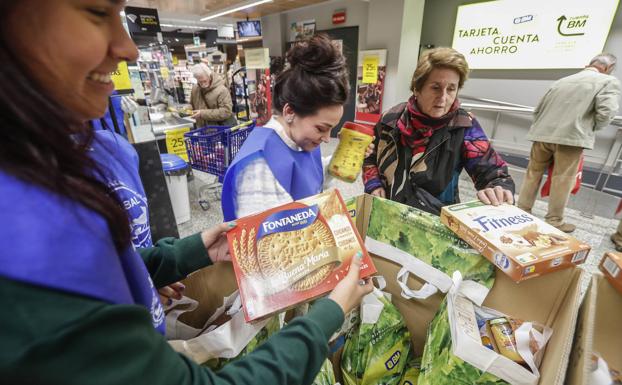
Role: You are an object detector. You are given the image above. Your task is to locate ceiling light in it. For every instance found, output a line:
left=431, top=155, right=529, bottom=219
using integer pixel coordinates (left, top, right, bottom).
left=200, top=0, right=273, bottom=21
left=160, top=23, right=215, bottom=30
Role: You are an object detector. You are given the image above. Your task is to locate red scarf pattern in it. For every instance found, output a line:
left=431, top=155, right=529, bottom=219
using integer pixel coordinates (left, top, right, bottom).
left=397, top=95, right=460, bottom=156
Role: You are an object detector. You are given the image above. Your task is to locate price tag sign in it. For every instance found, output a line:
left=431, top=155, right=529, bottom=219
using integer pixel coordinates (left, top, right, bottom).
left=165, top=127, right=190, bottom=161
left=111, top=61, right=133, bottom=91
left=161, top=67, right=170, bottom=79
left=362, top=55, right=378, bottom=84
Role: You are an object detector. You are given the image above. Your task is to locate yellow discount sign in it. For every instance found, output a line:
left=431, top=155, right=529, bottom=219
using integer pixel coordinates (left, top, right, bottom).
left=165, top=127, right=191, bottom=162
left=111, top=61, right=133, bottom=91
left=362, top=55, right=378, bottom=84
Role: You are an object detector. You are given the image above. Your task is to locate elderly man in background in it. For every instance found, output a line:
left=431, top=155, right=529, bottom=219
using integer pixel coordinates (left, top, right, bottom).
left=190, top=63, right=235, bottom=127
left=517, top=53, right=621, bottom=233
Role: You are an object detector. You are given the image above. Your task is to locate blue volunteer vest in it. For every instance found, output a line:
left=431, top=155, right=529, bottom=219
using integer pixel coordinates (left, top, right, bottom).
left=0, top=131, right=165, bottom=334
left=221, top=127, right=324, bottom=221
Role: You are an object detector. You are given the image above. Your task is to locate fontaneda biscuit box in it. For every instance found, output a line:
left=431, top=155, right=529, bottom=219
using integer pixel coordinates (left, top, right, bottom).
left=227, top=189, right=376, bottom=321
left=441, top=200, right=590, bottom=282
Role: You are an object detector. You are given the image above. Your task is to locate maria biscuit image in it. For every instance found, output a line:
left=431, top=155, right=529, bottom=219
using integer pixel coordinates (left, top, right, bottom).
left=231, top=228, right=260, bottom=276
left=318, top=189, right=342, bottom=220
left=257, top=220, right=337, bottom=291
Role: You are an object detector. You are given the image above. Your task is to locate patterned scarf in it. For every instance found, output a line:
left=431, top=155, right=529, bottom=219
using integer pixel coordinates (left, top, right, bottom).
left=397, top=95, right=460, bottom=156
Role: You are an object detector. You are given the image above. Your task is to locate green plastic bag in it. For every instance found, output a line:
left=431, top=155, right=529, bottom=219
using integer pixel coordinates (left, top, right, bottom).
left=341, top=291, right=412, bottom=385
left=203, top=315, right=282, bottom=370
left=399, top=350, right=421, bottom=385
left=313, top=359, right=337, bottom=385
left=366, top=197, right=495, bottom=288
left=418, top=299, right=509, bottom=385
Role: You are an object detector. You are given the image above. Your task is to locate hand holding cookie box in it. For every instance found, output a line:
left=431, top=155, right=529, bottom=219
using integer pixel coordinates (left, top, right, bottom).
left=441, top=201, right=590, bottom=282
left=227, top=189, right=376, bottom=321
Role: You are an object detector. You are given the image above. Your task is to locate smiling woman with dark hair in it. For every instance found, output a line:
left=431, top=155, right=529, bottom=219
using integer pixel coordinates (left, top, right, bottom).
left=0, top=2, right=372, bottom=384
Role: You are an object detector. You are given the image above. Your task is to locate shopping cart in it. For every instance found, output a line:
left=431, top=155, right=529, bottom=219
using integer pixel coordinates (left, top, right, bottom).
left=184, top=120, right=255, bottom=210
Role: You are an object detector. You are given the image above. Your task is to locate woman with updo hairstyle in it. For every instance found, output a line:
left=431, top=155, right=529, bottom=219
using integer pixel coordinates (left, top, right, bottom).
left=362, top=47, right=515, bottom=214
left=222, top=33, right=372, bottom=220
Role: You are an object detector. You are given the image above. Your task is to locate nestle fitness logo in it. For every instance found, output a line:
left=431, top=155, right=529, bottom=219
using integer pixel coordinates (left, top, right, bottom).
left=457, top=13, right=588, bottom=56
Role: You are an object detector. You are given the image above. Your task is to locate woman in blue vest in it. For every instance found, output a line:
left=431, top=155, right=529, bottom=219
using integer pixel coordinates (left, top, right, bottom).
left=0, top=1, right=372, bottom=384
left=222, top=34, right=368, bottom=220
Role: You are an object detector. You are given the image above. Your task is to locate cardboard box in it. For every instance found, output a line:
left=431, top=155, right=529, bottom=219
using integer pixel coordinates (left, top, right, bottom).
left=350, top=194, right=584, bottom=384
left=441, top=200, right=590, bottom=282
left=227, top=189, right=376, bottom=321
left=566, top=272, right=622, bottom=384
left=599, top=251, right=622, bottom=295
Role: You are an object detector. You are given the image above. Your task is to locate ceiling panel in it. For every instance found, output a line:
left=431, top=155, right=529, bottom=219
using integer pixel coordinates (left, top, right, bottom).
left=126, top=0, right=329, bottom=20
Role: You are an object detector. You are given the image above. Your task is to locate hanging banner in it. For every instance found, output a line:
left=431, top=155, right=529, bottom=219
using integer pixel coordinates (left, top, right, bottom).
left=248, top=69, right=272, bottom=126
left=165, top=127, right=191, bottom=162
left=111, top=61, right=133, bottom=92
left=362, top=55, right=379, bottom=84
left=355, top=50, right=387, bottom=126
left=452, top=0, right=619, bottom=69
left=244, top=48, right=270, bottom=69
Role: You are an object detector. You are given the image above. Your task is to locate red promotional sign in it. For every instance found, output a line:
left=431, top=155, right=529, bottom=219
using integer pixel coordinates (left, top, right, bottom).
left=332, top=10, right=346, bottom=24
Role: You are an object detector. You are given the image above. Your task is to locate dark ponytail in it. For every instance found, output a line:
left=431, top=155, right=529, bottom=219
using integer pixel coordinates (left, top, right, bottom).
left=273, top=33, right=350, bottom=117
left=0, top=4, right=131, bottom=252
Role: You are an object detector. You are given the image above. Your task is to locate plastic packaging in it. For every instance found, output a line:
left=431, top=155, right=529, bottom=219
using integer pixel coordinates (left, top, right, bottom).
left=328, top=122, right=374, bottom=183
left=489, top=317, right=525, bottom=363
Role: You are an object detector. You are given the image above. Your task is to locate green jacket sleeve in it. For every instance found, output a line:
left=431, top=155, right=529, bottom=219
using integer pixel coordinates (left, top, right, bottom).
left=138, top=233, right=211, bottom=288
left=0, top=277, right=344, bottom=385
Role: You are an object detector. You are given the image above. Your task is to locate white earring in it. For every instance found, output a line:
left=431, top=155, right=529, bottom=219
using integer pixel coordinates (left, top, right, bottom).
left=286, top=117, right=294, bottom=124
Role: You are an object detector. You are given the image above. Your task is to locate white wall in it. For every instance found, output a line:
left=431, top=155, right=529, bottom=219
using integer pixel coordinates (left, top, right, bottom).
left=261, top=12, right=286, bottom=56
left=420, top=0, right=622, bottom=167
left=366, top=0, right=405, bottom=110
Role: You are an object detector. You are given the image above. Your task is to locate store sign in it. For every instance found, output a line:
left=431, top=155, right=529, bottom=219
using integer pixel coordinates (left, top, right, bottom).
left=332, top=9, right=346, bottom=25
left=245, top=48, right=270, bottom=69
left=452, top=0, right=619, bottom=69
left=124, top=6, right=161, bottom=34
left=355, top=50, right=387, bottom=126
left=111, top=61, right=132, bottom=92
left=165, top=127, right=190, bottom=162
left=362, top=55, right=379, bottom=84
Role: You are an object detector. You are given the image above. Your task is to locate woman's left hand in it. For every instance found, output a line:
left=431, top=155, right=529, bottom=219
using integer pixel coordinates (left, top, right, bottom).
left=476, top=186, right=514, bottom=206
left=365, top=142, right=375, bottom=158
left=158, top=282, right=185, bottom=306
left=201, top=222, right=236, bottom=263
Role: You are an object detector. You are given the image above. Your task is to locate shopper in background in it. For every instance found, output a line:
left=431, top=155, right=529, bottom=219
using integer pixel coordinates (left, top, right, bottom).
left=517, top=53, right=621, bottom=233
left=221, top=34, right=373, bottom=220
left=362, top=47, right=514, bottom=215
left=0, top=1, right=372, bottom=384
left=190, top=62, right=236, bottom=127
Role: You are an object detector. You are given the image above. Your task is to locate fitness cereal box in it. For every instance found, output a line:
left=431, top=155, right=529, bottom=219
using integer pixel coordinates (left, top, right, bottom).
left=441, top=201, right=590, bottom=282
left=227, top=189, right=376, bottom=321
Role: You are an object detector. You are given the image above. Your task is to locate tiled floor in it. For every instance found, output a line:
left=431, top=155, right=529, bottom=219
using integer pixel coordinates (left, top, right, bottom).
left=178, top=138, right=621, bottom=292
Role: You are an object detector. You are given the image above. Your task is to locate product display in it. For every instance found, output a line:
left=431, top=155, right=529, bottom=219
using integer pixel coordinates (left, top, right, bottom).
left=227, top=189, right=376, bottom=321
left=441, top=200, right=590, bottom=282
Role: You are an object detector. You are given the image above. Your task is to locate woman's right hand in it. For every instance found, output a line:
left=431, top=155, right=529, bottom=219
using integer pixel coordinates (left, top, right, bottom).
left=328, top=251, right=374, bottom=315
left=370, top=187, right=385, bottom=198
